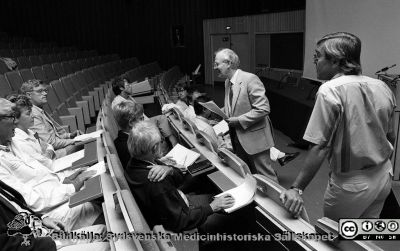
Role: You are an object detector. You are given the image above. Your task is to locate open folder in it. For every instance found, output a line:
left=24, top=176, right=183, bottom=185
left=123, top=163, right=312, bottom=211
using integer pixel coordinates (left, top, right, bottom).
left=214, top=174, right=257, bottom=213
left=213, top=120, right=229, bottom=136
left=73, top=129, right=103, bottom=142
left=199, top=101, right=227, bottom=119
left=52, top=150, right=85, bottom=172
left=164, top=144, right=200, bottom=168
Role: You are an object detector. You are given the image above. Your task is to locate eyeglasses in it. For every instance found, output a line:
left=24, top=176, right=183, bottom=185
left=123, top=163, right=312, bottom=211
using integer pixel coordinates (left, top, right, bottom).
left=0, top=114, right=16, bottom=123
left=32, top=88, right=49, bottom=94
left=213, top=60, right=230, bottom=68
left=313, top=52, right=323, bottom=64
left=176, top=88, right=186, bottom=93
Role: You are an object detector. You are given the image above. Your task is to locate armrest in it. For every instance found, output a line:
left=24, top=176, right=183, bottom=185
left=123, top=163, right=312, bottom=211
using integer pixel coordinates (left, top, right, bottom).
left=93, top=87, right=104, bottom=104
left=100, top=83, right=108, bottom=100
left=81, top=95, right=95, bottom=117
left=59, top=115, right=77, bottom=132
left=75, top=100, right=91, bottom=124
left=67, top=107, right=85, bottom=132
left=88, top=90, right=100, bottom=111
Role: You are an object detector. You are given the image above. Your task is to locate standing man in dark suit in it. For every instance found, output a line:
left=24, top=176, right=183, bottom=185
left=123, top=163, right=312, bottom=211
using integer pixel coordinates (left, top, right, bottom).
left=214, top=48, right=278, bottom=183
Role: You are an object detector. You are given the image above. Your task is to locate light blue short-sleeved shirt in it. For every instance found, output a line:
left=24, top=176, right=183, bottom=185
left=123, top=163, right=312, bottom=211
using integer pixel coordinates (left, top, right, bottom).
left=304, top=75, right=396, bottom=173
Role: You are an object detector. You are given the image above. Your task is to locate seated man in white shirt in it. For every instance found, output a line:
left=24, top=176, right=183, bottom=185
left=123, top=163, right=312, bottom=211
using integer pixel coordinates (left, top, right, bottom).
left=9, top=94, right=55, bottom=169
left=110, top=77, right=138, bottom=110
left=0, top=98, right=102, bottom=231
left=20, top=79, right=82, bottom=158
left=9, top=94, right=78, bottom=180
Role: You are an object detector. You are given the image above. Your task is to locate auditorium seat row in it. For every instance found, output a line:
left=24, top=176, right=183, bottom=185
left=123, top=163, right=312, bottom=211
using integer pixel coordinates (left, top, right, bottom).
left=94, top=64, right=200, bottom=250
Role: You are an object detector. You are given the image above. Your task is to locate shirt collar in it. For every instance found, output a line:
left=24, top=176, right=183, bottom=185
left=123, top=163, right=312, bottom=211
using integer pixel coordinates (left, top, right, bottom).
left=230, top=69, right=240, bottom=85
left=13, top=128, right=37, bottom=141
left=32, top=104, right=43, bottom=113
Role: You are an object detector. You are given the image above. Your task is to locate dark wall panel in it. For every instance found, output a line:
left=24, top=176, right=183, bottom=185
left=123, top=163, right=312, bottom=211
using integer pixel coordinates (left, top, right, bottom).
left=0, top=0, right=304, bottom=75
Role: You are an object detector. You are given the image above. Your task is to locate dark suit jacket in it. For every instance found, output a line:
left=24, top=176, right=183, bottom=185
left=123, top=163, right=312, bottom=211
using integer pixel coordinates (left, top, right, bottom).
left=124, top=158, right=213, bottom=232
left=0, top=180, right=56, bottom=251
left=114, top=130, right=130, bottom=169
left=223, top=69, right=275, bottom=154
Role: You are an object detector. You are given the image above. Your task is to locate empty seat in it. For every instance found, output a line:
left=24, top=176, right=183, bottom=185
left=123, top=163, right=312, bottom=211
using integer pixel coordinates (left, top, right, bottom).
left=52, top=63, right=66, bottom=78
left=31, top=66, right=47, bottom=82
left=22, top=48, right=34, bottom=56
left=18, top=68, right=35, bottom=82
left=51, top=79, right=91, bottom=124
left=0, top=74, right=13, bottom=97
left=39, top=54, right=51, bottom=64
left=11, top=49, right=23, bottom=58
left=0, top=49, right=13, bottom=57
left=29, top=55, right=42, bottom=67
left=47, top=84, right=84, bottom=132
left=61, top=75, right=95, bottom=116
left=42, top=64, right=58, bottom=82
left=61, top=61, right=74, bottom=75
left=68, top=60, right=80, bottom=72
left=16, top=56, right=32, bottom=69
left=5, top=71, right=24, bottom=92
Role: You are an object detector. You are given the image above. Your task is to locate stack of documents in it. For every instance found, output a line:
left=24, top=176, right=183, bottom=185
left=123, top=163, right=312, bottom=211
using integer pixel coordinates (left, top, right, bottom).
left=199, top=101, right=227, bottom=119
left=213, top=120, right=229, bottom=136
left=214, top=174, right=257, bottom=213
left=52, top=150, right=85, bottom=172
left=85, top=161, right=107, bottom=177
left=165, top=144, right=200, bottom=168
left=73, top=130, right=103, bottom=142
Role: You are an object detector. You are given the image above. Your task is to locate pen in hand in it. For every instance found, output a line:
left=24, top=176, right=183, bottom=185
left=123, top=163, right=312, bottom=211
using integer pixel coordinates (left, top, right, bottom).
left=182, top=155, right=188, bottom=167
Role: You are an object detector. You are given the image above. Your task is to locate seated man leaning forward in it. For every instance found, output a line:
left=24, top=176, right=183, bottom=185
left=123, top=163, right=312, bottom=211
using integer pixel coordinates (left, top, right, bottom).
left=124, top=121, right=255, bottom=235
left=20, top=79, right=82, bottom=157
left=113, top=100, right=177, bottom=168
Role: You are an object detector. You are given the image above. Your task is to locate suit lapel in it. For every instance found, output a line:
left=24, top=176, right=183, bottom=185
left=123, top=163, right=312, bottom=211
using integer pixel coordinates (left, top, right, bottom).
left=230, top=70, right=242, bottom=114
left=43, top=110, right=62, bottom=137
left=224, top=79, right=231, bottom=116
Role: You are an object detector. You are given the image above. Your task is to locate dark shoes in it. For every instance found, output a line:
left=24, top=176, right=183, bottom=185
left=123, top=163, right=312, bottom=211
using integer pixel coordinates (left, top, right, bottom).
left=278, top=152, right=300, bottom=166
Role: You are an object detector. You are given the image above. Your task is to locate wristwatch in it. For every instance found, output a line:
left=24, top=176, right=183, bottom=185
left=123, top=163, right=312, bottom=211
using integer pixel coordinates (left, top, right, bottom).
left=290, top=186, right=303, bottom=195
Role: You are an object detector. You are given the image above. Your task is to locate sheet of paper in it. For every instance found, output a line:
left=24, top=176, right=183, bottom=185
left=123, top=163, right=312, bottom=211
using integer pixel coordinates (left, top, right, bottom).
left=165, top=144, right=200, bottom=168
left=53, top=150, right=85, bottom=172
left=214, top=174, right=257, bottom=213
left=213, top=120, right=229, bottom=136
left=74, top=129, right=104, bottom=142
left=199, top=101, right=228, bottom=119
left=129, top=79, right=152, bottom=94
left=86, top=161, right=106, bottom=177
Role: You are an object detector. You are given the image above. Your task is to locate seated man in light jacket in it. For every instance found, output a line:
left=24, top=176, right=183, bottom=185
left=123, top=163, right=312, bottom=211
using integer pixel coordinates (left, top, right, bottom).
left=20, top=79, right=82, bottom=157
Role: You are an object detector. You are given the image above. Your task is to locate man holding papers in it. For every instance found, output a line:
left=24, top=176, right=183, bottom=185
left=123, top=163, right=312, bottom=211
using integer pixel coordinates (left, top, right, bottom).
left=125, top=121, right=253, bottom=240
left=214, top=48, right=278, bottom=182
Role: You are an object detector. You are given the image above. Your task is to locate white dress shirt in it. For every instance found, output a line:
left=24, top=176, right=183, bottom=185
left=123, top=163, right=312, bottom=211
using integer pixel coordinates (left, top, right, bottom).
left=0, top=145, right=75, bottom=213
left=11, top=128, right=55, bottom=169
